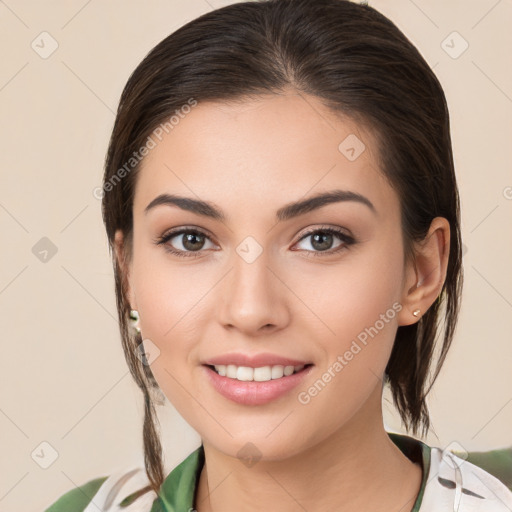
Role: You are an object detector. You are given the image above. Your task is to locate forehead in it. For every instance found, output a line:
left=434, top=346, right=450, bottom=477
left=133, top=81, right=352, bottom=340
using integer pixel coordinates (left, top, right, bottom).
left=133, top=92, right=397, bottom=222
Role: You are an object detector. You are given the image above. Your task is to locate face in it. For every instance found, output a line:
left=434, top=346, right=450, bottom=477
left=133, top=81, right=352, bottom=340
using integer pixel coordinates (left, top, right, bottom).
left=119, top=91, right=415, bottom=461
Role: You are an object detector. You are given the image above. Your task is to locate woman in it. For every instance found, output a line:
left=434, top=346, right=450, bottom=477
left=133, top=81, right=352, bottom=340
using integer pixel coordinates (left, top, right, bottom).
left=46, top=0, right=512, bottom=510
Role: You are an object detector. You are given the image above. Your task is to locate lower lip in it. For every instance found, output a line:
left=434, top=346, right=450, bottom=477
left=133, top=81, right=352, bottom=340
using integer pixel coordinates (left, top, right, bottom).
left=203, top=365, right=313, bottom=405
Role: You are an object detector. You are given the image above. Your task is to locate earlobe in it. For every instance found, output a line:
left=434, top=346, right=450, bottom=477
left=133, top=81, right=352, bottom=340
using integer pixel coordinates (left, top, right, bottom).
left=397, top=217, right=450, bottom=326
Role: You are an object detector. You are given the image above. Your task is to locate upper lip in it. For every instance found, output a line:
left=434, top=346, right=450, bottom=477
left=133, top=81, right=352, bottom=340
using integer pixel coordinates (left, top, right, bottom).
left=202, top=352, right=312, bottom=367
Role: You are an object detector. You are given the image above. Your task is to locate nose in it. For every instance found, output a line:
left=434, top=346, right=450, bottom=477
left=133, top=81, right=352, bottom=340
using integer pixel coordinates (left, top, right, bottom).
left=217, top=250, right=290, bottom=336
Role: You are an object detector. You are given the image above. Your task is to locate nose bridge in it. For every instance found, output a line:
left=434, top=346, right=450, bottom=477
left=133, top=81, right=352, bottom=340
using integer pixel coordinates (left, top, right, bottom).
left=218, top=242, right=288, bottom=333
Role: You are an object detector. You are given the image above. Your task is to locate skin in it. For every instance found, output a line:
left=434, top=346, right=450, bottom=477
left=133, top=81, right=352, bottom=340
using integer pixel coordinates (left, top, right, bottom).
left=115, top=90, right=450, bottom=512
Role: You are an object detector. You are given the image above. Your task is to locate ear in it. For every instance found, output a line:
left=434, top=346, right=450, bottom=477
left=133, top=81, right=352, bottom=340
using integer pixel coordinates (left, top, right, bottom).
left=114, top=229, right=137, bottom=310
left=397, top=217, right=450, bottom=326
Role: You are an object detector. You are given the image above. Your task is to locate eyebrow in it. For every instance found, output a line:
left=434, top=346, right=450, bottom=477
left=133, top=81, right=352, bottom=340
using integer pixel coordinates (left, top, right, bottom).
left=144, top=189, right=376, bottom=222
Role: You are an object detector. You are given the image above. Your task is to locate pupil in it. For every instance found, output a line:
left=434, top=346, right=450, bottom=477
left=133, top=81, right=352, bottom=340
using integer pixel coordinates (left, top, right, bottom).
left=183, top=233, right=204, bottom=251
left=312, top=232, right=332, bottom=251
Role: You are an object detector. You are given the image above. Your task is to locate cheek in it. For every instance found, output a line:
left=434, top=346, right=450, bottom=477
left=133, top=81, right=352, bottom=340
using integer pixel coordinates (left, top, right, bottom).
left=294, top=277, right=402, bottom=437
left=297, top=236, right=404, bottom=348
left=131, top=238, right=207, bottom=339
left=292, top=236, right=404, bottom=412
left=130, top=246, right=216, bottom=399
left=134, top=266, right=204, bottom=413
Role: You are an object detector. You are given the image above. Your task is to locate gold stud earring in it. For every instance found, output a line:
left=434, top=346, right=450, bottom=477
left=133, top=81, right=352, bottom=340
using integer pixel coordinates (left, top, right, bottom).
left=412, top=309, right=421, bottom=318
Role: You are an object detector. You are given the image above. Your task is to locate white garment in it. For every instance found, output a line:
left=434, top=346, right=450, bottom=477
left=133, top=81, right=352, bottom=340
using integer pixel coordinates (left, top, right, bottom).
left=83, top=466, right=156, bottom=512
left=420, top=447, right=512, bottom=511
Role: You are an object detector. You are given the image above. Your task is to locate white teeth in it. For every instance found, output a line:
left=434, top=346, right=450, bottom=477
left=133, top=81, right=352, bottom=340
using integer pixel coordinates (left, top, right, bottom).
left=226, top=364, right=237, bottom=378
left=284, top=365, right=294, bottom=376
left=253, top=366, right=272, bottom=381
left=212, top=364, right=305, bottom=381
left=236, top=366, right=253, bottom=381
left=271, top=365, right=284, bottom=379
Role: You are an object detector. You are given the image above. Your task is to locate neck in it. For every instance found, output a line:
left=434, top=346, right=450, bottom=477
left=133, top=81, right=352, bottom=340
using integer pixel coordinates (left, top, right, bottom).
left=194, top=386, right=422, bottom=512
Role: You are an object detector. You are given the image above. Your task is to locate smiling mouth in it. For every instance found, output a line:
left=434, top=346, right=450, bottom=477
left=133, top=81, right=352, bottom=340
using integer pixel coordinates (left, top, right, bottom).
left=206, top=363, right=313, bottom=382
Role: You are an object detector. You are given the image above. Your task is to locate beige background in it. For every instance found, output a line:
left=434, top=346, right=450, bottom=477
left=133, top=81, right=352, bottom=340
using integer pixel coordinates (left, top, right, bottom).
left=0, top=0, right=511, bottom=510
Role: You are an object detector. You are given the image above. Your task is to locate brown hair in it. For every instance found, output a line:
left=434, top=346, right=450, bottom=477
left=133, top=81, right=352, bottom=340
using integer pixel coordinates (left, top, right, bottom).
left=101, top=0, right=463, bottom=498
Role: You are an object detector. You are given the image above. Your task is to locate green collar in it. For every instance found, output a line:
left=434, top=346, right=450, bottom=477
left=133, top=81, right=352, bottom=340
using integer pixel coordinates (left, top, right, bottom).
left=389, top=432, right=431, bottom=512
left=152, top=432, right=431, bottom=512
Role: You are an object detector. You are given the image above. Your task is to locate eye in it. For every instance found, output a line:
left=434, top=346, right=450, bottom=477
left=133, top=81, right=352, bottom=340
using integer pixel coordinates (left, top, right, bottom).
left=293, top=226, right=355, bottom=258
left=154, top=225, right=355, bottom=259
left=154, top=227, right=217, bottom=258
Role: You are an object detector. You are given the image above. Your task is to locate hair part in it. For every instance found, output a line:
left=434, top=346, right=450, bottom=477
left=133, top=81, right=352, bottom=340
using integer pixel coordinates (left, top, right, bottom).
left=102, top=0, right=463, bottom=497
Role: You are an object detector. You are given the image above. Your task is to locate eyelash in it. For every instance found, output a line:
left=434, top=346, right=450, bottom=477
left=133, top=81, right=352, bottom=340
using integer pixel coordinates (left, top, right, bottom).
left=154, top=226, right=356, bottom=259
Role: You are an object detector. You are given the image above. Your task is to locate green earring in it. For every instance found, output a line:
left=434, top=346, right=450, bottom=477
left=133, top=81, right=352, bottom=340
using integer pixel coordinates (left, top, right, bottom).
left=129, top=309, right=141, bottom=333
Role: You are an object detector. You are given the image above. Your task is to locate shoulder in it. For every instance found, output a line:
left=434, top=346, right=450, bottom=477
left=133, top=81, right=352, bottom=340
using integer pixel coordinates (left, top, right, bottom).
left=44, top=476, right=108, bottom=512
left=45, top=466, right=158, bottom=512
left=466, top=447, right=512, bottom=492
left=421, top=446, right=512, bottom=511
